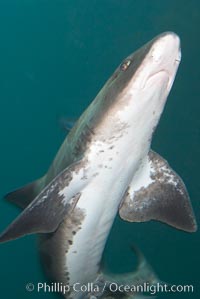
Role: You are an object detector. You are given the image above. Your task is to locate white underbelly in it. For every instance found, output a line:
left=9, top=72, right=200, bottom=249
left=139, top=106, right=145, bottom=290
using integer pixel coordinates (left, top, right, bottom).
left=66, top=176, right=123, bottom=286
left=64, top=134, right=149, bottom=289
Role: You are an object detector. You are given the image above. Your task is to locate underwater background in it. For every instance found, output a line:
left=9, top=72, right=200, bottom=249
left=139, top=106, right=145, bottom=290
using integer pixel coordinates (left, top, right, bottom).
left=0, top=0, right=199, bottom=298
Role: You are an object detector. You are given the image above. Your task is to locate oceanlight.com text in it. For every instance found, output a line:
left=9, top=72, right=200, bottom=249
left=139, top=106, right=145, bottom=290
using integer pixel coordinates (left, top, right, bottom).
left=26, top=282, right=194, bottom=295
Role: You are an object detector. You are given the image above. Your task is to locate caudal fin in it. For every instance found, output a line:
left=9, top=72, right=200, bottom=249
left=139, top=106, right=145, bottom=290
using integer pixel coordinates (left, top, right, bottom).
left=88, top=246, right=162, bottom=299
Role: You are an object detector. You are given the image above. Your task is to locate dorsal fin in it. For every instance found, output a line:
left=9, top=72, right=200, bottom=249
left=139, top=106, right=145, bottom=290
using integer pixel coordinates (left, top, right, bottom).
left=119, top=150, right=197, bottom=232
left=5, top=177, right=45, bottom=209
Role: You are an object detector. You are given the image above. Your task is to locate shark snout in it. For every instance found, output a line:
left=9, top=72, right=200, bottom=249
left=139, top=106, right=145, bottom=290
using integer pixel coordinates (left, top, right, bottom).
left=150, top=32, right=181, bottom=65
left=141, top=32, right=181, bottom=91
left=131, top=32, right=181, bottom=91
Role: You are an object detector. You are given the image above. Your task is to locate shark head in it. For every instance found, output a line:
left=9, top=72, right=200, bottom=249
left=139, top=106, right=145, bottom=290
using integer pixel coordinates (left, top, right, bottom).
left=122, top=31, right=181, bottom=93
left=89, top=32, right=181, bottom=152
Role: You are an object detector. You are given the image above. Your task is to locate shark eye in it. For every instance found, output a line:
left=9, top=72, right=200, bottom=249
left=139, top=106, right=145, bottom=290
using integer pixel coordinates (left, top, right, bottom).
left=120, top=59, right=131, bottom=71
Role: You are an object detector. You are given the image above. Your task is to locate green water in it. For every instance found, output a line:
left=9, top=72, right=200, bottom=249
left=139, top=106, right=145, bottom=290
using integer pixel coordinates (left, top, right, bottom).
left=0, top=1, right=199, bottom=298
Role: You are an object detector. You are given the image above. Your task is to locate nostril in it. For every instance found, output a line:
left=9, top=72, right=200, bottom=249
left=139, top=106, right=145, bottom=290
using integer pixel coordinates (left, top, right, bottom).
left=151, top=52, right=162, bottom=62
left=175, top=50, right=181, bottom=63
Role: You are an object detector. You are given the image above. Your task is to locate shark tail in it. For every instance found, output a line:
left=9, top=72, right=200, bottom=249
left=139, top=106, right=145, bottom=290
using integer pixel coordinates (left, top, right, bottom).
left=109, top=245, right=161, bottom=286
left=130, top=245, right=161, bottom=285
left=91, top=246, right=164, bottom=299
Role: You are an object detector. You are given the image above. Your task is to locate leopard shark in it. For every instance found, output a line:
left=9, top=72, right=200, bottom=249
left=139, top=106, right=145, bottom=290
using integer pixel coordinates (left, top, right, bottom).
left=0, top=32, right=197, bottom=299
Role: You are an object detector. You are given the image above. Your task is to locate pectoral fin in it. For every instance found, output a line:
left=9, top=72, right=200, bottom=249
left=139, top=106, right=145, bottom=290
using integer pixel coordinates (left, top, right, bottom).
left=0, top=160, right=84, bottom=243
left=119, top=151, right=197, bottom=232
